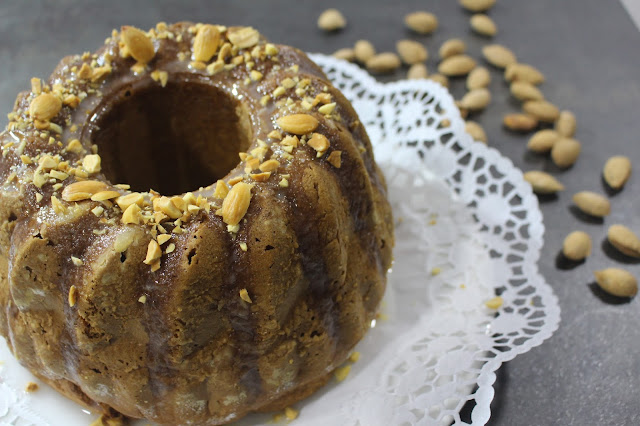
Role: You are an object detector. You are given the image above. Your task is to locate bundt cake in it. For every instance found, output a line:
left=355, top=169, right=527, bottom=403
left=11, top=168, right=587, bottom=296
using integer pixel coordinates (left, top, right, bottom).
left=0, top=22, right=393, bottom=424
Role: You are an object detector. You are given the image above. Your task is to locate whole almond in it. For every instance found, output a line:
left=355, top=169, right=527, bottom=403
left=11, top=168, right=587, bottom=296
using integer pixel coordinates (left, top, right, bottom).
left=555, top=110, right=577, bottom=137
left=354, top=40, right=376, bottom=64
left=527, top=129, right=560, bottom=153
left=603, top=155, right=632, bottom=190
left=333, top=48, right=355, bottom=62
left=594, top=268, right=638, bottom=298
left=439, top=39, right=466, bottom=59
left=482, top=44, right=517, bottom=69
left=407, top=63, right=428, bottom=79
left=465, top=121, right=487, bottom=143
left=460, top=0, right=496, bottom=12
left=405, top=11, right=439, bottom=34
left=396, top=40, right=428, bottom=65
left=467, top=66, right=491, bottom=90
left=438, top=54, right=476, bottom=76
left=317, top=8, right=347, bottom=31
left=121, top=26, right=155, bottom=64
left=220, top=182, right=252, bottom=226
left=460, top=88, right=491, bottom=111
left=503, top=114, right=538, bottom=132
left=608, top=224, right=640, bottom=258
left=510, top=81, right=544, bottom=102
left=366, top=52, right=401, bottom=73
left=523, top=171, right=564, bottom=194
left=562, top=231, right=592, bottom=261
left=62, top=180, right=109, bottom=202
left=192, top=24, right=220, bottom=62
left=29, top=93, right=62, bottom=121
left=470, top=14, right=497, bottom=37
left=277, top=114, right=319, bottom=135
left=551, top=137, right=581, bottom=168
left=572, top=191, right=611, bottom=217
left=523, top=100, right=560, bottom=123
left=505, top=63, right=545, bottom=85
left=428, top=74, right=449, bottom=88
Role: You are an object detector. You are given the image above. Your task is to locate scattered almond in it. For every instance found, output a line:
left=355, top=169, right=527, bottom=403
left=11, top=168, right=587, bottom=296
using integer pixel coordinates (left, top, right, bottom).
left=220, top=182, right=252, bottom=226
left=439, top=38, right=466, bottom=59
left=438, top=54, right=476, bottom=76
left=466, top=66, right=491, bottom=90
left=318, top=8, right=347, bottom=31
left=465, top=121, right=487, bottom=143
left=603, top=156, right=632, bottom=190
left=308, top=133, right=330, bottom=152
left=523, top=100, right=560, bottom=123
left=572, top=191, right=611, bottom=217
left=83, top=154, right=102, bottom=174
left=277, top=114, right=319, bottom=134
left=327, top=151, right=342, bottom=168
left=68, top=285, right=77, bottom=307
left=239, top=288, right=253, bottom=303
left=523, top=170, right=565, bottom=194
left=143, top=239, right=162, bottom=265
left=404, top=11, right=439, bottom=34
left=482, top=44, right=517, bottom=69
left=333, top=47, right=355, bottom=62
left=594, top=268, right=638, bottom=298
left=460, top=0, right=496, bottom=12
left=527, top=129, right=559, bottom=153
left=192, top=24, right=220, bottom=62
left=555, top=110, right=577, bottom=137
left=121, top=26, right=155, bottom=64
left=607, top=225, right=640, bottom=258
left=29, top=93, right=62, bottom=121
left=551, top=137, right=581, bottom=168
left=470, top=14, right=497, bottom=37
left=428, top=73, right=449, bottom=88
left=407, top=63, right=428, bottom=79
left=505, top=63, right=545, bottom=85
left=366, top=52, right=401, bottom=73
left=503, top=113, right=538, bottom=132
left=61, top=180, right=108, bottom=202
left=354, top=40, right=376, bottom=64
left=510, top=81, right=544, bottom=102
left=460, top=88, right=491, bottom=111
left=562, top=231, right=592, bottom=261
left=396, top=40, right=428, bottom=65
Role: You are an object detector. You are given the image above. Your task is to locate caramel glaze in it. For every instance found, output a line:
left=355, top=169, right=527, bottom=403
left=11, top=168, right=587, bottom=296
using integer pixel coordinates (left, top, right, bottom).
left=0, top=22, right=393, bottom=425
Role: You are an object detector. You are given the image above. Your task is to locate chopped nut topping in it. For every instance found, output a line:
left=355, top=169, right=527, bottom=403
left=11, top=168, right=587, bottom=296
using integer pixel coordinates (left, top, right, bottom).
left=193, top=24, right=221, bottom=62
left=68, top=285, right=78, bottom=307
left=214, top=179, right=230, bottom=199
left=277, top=114, right=319, bottom=135
left=267, top=130, right=282, bottom=140
left=318, top=102, right=336, bottom=115
left=239, top=242, right=248, bottom=251
left=157, top=234, right=171, bottom=245
left=122, top=203, right=142, bottom=224
left=259, top=159, right=280, bottom=172
left=166, top=243, right=176, bottom=253
left=284, top=407, right=299, bottom=421
left=250, top=171, right=271, bottom=181
left=327, top=151, right=342, bottom=168
left=279, top=177, right=289, bottom=187
left=307, top=133, right=330, bottom=153
left=143, top=239, right=162, bottom=265
left=91, top=65, right=112, bottom=82
left=77, top=63, right=93, bottom=79
left=66, top=139, right=85, bottom=154
left=29, top=93, right=62, bottom=122
left=121, top=26, right=155, bottom=64
left=250, top=70, right=263, bottom=81
left=334, top=364, right=351, bottom=382
left=116, top=192, right=144, bottom=210
left=239, top=288, right=253, bottom=303
left=219, top=182, right=252, bottom=226
left=155, top=196, right=182, bottom=219
left=25, top=382, right=39, bottom=393
left=61, top=180, right=108, bottom=201
left=150, top=69, right=169, bottom=87
left=82, top=154, right=102, bottom=174
left=91, top=190, right=121, bottom=201
left=71, top=256, right=84, bottom=266
left=138, top=295, right=147, bottom=304
left=91, top=205, right=104, bottom=217
left=30, top=78, right=42, bottom=94
left=228, top=27, right=260, bottom=49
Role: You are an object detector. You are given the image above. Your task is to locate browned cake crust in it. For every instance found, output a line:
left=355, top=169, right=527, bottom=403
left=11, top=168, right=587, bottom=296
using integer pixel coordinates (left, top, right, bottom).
left=0, top=22, right=393, bottom=424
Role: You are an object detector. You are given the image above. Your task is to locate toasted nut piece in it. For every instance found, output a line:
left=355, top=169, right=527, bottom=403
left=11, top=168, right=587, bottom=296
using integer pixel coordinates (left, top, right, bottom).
left=428, top=74, right=449, bottom=88
left=239, top=288, right=253, bottom=303
left=228, top=27, right=260, bottom=49
left=594, top=268, right=638, bottom=298
left=503, top=113, right=538, bottom=132
left=277, top=114, right=319, bottom=134
left=121, top=26, right=155, bottom=64
left=61, top=180, right=108, bottom=201
left=220, top=182, right=252, bottom=226
left=143, top=239, right=162, bottom=265
left=68, top=285, right=77, bottom=307
left=608, top=224, right=640, bottom=258
left=114, top=231, right=135, bottom=252
left=603, top=156, right=631, bottom=190
left=193, top=24, right=220, bottom=62
left=523, top=171, right=564, bottom=194
left=562, top=231, right=592, bottom=261
left=470, top=14, right=497, bottom=36
left=505, top=63, right=545, bottom=85
left=155, top=196, right=182, bottom=219
left=366, top=52, right=401, bottom=73
left=214, top=179, right=230, bottom=199
left=308, top=133, right=330, bottom=152
left=438, top=54, right=476, bottom=76
left=527, top=129, right=559, bottom=153
left=333, top=47, right=355, bottom=61
left=439, top=39, right=466, bottom=59
left=250, top=172, right=271, bottom=182
left=466, top=66, right=490, bottom=90
left=482, top=44, right=516, bottom=69
left=354, top=40, right=376, bottom=64
left=460, top=0, right=496, bottom=12
left=572, top=191, right=611, bottom=217
left=404, top=11, right=439, bottom=34
left=122, top=203, right=142, bottom=225
left=259, top=159, right=280, bottom=172
left=510, top=81, right=544, bottom=101
left=116, top=192, right=144, bottom=210
left=396, top=40, right=428, bottom=65
left=91, top=190, right=121, bottom=202
left=460, top=88, right=491, bottom=111
left=407, top=63, right=428, bottom=79
left=318, top=8, right=346, bottom=31
left=82, top=154, right=102, bottom=174
left=551, top=137, right=581, bottom=168
left=465, top=121, right=487, bottom=143
left=523, top=100, right=560, bottom=123
left=555, top=110, right=576, bottom=137
left=327, top=151, right=342, bottom=168
left=29, top=93, right=62, bottom=121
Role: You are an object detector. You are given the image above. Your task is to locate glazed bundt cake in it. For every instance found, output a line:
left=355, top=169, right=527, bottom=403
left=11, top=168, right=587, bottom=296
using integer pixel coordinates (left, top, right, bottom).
left=0, top=22, right=393, bottom=424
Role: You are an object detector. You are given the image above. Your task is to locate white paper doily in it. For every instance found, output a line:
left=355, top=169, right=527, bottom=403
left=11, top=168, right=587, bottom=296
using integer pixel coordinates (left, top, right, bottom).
left=0, top=54, right=560, bottom=426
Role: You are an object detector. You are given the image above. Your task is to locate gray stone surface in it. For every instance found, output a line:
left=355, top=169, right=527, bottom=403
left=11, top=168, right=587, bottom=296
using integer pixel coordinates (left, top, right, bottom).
left=1, top=1, right=639, bottom=424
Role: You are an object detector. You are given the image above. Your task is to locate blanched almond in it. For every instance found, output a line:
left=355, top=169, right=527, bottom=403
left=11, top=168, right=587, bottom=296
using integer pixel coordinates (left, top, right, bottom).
left=555, top=110, right=577, bottom=137
left=460, top=88, right=491, bottom=111
left=510, top=81, right=544, bottom=101
left=220, top=182, right=252, bottom=226
left=523, top=171, right=564, bottom=194
left=527, top=129, right=559, bottom=153
left=193, top=24, right=220, bottom=62
left=572, top=191, right=610, bottom=217
left=277, top=114, right=319, bottom=134
left=317, top=9, right=346, bottom=31
left=505, top=63, right=545, bottom=85
left=467, top=66, right=490, bottom=90
left=407, top=63, right=428, bottom=79
left=503, top=114, right=538, bottom=132
left=460, top=0, right=496, bottom=12
left=482, top=44, right=517, bottom=69
left=121, top=26, right=155, bottom=64
left=594, top=268, right=638, bottom=298
left=333, top=48, right=355, bottom=61
left=562, top=231, right=591, bottom=261
left=465, top=121, right=487, bottom=143
left=366, top=52, right=401, bottom=73
left=551, top=137, right=581, bottom=168
left=603, top=156, right=631, bottom=190
left=404, top=11, right=439, bottom=34
left=523, top=100, right=560, bottom=123
left=396, top=40, right=428, bottom=65
left=428, top=74, right=449, bottom=88
left=470, top=14, right=497, bottom=36
left=438, top=54, right=476, bottom=76
left=439, top=39, right=466, bottom=59
left=608, top=224, right=640, bottom=258
left=354, top=40, right=376, bottom=63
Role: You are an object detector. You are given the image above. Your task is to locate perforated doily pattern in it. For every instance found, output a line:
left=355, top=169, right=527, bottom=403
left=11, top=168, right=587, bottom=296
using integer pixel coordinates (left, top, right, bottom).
left=0, top=55, right=560, bottom=426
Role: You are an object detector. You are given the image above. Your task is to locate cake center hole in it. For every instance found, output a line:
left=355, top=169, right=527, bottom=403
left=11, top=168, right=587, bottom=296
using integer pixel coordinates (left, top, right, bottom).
left=89, top=80, right=253, bottom=195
